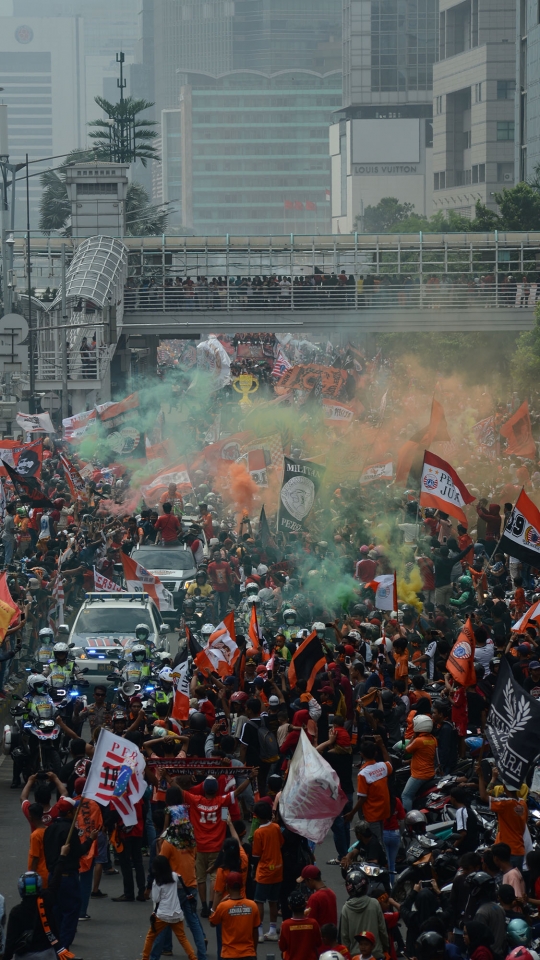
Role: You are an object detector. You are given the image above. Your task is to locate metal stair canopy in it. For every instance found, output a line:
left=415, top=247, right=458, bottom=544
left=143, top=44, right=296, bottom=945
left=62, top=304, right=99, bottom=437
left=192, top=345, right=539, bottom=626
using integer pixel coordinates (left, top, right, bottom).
left=49, top=236, right=128, bottom=311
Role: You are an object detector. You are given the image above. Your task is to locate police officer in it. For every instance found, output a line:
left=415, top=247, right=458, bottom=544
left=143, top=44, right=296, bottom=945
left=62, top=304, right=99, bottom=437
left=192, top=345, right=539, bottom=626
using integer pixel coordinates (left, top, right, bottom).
left=35, top=627, right=55, bottom=668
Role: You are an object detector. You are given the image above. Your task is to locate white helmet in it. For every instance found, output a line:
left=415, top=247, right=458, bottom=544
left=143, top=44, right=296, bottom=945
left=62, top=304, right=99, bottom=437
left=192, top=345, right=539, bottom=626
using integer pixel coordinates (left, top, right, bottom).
left=413, top=714, right=434, bottom=734
left=27, top=673, right=50, bottom=694
left=131, top=643, right=147, bottom=661
left=201, top=623, right=214, bottom=637
left=312, top=621, right=326, bottom=633
left=320, top=953, right=346, bottom=960
left=52, top=642, right=69, bottom=655
left=283, top=608, right=296, bottom=621
left=250, top=595, right=261, bottom=606
left=257, top=564, right=268, bottom=576
left=296, top=629, right=309, bottom=639
left=246, top=582, right=259, bottom=595
left=155, top=651, right=172, bottom=663
left=135, top=623, right=150, bottom=639
left=159, top=667, right=174, bottom=684
left=39, top=627, right=54, bottom=643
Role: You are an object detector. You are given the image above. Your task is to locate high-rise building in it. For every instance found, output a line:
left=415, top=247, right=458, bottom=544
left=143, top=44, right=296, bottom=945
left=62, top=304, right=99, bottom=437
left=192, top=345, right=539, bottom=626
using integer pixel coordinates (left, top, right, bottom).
left=161, top=70, right=341, bottom=235
left=330, top=0, right=437, bottom=233
left=0, top=15, right=85, bottom=227
left=432, top=0, right=516, bottom=217
left=515, top=0, right=539, bottom=181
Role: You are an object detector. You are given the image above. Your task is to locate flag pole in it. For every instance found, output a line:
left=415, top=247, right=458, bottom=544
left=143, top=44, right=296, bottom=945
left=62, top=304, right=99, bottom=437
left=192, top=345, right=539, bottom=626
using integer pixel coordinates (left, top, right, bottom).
left=65, top=805, right=81, bottom=844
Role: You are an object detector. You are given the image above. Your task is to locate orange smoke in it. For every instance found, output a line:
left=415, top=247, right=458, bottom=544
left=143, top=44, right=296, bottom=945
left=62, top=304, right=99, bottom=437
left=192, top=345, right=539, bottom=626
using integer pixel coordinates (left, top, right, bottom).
left=216, top=461, right=260, bottom=517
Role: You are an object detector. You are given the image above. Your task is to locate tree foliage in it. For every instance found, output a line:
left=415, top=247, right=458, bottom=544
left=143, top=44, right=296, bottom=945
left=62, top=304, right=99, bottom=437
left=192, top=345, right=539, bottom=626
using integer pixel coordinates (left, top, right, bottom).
left=88, top=96, right=159, bottom=167
left=357, top=199, right=476, bottom=234
left=511, top=302, right=540, bottom=393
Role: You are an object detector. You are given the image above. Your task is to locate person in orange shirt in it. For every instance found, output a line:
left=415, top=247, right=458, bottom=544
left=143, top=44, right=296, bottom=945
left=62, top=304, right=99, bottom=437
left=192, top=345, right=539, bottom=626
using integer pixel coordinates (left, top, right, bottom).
left=392, top=639, right=409, bottom=681
left=511, top=578, right=528, bottom=618
left=209, top=872, right=260, bottom=960
left=457, top=524, right=474, bottom=566
left=251, top=800, right=284, bottom=942
left=75, top=780, right=103, bottom=921
left=478, top=763, right=528, bottom=865
left=27, top=802, right=48, bottom=888
left=402, top=714, right=437, bottom=812
left=213, top=836, right=249, bottom=908
left=344, top=737, right=392, bottom=844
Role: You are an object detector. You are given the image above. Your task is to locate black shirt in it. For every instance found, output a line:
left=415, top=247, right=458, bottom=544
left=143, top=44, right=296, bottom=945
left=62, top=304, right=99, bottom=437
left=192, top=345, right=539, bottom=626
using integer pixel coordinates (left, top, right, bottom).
left=43, top=817, right=92, bottom=873
left=323, top=748, right=354, bottom=795
left=239, top=717, right=264, bottom=765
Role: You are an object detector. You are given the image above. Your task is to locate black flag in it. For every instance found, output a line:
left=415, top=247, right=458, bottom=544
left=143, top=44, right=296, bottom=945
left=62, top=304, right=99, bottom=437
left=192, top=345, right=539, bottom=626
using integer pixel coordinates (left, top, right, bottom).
left=278, top=456, right=325, bottom=535
left=498, top=488, right=540, bottom=567
left=288, top=631, right=326, bottom=692
left=485, top=656, right=540, bottom=790
left=175, top=624, right=203, bottom=665
left=259, top=504, right=271, bottom=548
left=1, top=459, right=53, bottom=508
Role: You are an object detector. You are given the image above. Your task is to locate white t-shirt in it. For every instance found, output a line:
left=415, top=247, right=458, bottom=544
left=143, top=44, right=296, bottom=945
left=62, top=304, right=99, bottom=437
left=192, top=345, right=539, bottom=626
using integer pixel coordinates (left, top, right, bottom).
left=152, top=874, right=183, bottom=922
left=425, top=640, right=437, bottom=679
left=455, top=807, right=468, bottom=833
left=474, top=641, right=495, bottom=670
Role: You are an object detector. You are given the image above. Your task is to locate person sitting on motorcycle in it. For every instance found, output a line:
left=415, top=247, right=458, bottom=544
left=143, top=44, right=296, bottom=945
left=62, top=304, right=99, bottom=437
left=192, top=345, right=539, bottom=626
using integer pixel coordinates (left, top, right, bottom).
left=42, top=642, right=79, bottom=694
left=342, top=820, right=388, bottom=869
left=402, top=715, right=437, bottom=812
left=35, top=627, right=55, bottom=668
left=23, top=673, right=54, bottom=712
left=122, top=643, right=153, bottom=684
left=450, top=575, right=475, bottom=611
left=279, top=607, right=299, bottom=642
left=186, top=570, right=213, bottom=601
left=133, top=623, right=155, bottom=658
left=156, top=667, right=174, bottom=707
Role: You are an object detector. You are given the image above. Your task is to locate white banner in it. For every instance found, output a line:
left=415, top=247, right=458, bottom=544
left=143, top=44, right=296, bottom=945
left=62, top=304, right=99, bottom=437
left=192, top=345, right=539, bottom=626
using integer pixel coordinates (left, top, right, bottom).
left=16, top=411, right=55, bottom=434
left=360, top=460, right=393, bottom=484
left=279, top=730, right=347, bottom=842
left=322, top=399, right=354, bottom=423
left=93, top=567, right=125, bottom=593
left=82, top=728, right=146, bottom=826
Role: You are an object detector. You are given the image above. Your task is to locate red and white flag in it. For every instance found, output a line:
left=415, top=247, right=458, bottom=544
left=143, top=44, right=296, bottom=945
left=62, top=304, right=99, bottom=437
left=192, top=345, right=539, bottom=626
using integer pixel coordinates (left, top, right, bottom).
left=82, top=728, right=146, bottom=826
left=248, top=603, right=262, bottom=650
left=59, top=454, right=87, bottom=502
left=171, top=660, right=191, bottom=722
left=194, top=612, right=239, bottom=677
left=140, top=461, right=192, bottom=506
left=272, top=349, right=292, bottom=379
left=419, top=450, right=475, bottom=524
left=93, top=567, right=124, bottom=594
left=322, top=399, right=354, bottom=425
left=366, top=573, right=398, bottom=612
left=121, top=553, right=174, bottom=611
left=360, top=459, right=393, bottom=484
left=512, top=598, right=540, bottom=634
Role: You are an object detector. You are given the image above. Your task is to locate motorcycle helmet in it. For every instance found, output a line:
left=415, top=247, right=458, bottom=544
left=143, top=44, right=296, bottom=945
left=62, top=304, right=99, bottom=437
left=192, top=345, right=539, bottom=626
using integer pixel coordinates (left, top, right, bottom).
left=345, top=867, right=369, bottom=898
left=283, top=608, right=297, bottom=625
left=404, top=810, right=427, bottom=832
left=158, top=667, right=174, bottom=685
left=18, top=871, right=43, bottom=898
left=135, top=623, right=150, bottom=641
left=474, top=661, right=485, bottom=681
left=230, top=691, right=249, bottom=705
left=52, top=642, right=69, bottom=656
left=155, top=651, right=172, bottom=664
left=201, top=624, right=214, bottom=640
left=189, top=711, right=208, bottom=731
left=27, top=673, right=50, bottom=695
left=413, top=714, right=433, bottom=734
left=258, top=588, right=274, bottom=603
left=507, top=920, right=532, bottom=947
left=183, top=598, right=196, bottom=612
left=507, top=950, right=534, bottom=960
left=246, top=582, right=259, bottom=597
left=465, top=871, right=498, bottom=901
left=380, top=690, right=395, bottom=708
left=112, top=709, right=127, bottom=723
left=28, top=578, right=40, bottom=592
left=38, top=627, right=54, bottom=643
left=250, top=595, right=261, bottom=606
left=415, top=932, right=446, bottom=960
left=312, top=621, right=326, bottom=638
left=459, top=575, right=473, bottom=589
left=131, top=643, right=147, bottom=663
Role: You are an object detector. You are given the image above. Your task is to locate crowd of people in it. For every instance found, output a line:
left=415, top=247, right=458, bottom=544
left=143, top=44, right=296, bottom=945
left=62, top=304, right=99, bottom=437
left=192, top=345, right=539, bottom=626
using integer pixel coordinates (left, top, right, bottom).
left=3, top=357, right=540, bottom=960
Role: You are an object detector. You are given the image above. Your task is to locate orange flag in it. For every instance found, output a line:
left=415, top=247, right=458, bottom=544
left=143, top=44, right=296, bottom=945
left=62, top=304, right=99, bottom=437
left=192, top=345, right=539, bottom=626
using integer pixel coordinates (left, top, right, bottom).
left=500, top=400, right=536, bottom=458
left=396, top=398, right=451, bottom=484
left=447, top=617, right=476, bottom=686
left=0, top=572, right=20, bottom=643
left=194, top=612, right=239, bottom=677
left=248, top=603, right=260, bottom=650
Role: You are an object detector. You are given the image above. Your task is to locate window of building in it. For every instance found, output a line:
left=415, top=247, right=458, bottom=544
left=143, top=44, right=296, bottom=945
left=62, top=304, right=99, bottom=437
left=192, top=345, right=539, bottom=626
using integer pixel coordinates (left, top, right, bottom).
left=464, top=130, right=471, bottom=148
left=497, top=162, right=515, bottom=182
left=434, top=171, right=446, bottom=190
left=472, top=164, right=485, bottom=183
left=436, top=95, right=443, bottom=113
left=497, top=121, right=515, bottom=140
left=497, top=80, right=516, bottom=99
left=76, top=183, right=118, bottom=195
left=474, top=82, right=482, bottom=102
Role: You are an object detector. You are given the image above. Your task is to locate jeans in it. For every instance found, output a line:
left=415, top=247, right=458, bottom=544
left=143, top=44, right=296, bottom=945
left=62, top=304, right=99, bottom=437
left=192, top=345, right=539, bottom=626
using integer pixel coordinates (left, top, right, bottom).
left=118, top=835, right=146, bottom=899
left=215, top=591, right=229, bottom=619
left=3, top=538, right=14, bottom=566
left=150, top=888, right=207, bottom=960
left=402, top=776, right=430, bottom=812
left=49, top=872, right=81, bottom=948
left=383, top=829, right=401, bottom=885
left=331, top=794, right=353, bottom=859
left=368, top=820, right=383, bottom=844
left=146, top=804, right=157, bottom=889
left=79, top=863, right=94, bottom=916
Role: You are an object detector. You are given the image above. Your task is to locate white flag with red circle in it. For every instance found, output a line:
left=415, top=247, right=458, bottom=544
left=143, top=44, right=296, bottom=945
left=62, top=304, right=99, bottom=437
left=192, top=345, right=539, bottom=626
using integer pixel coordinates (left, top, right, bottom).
left=419, top=450, right=475, bottom=524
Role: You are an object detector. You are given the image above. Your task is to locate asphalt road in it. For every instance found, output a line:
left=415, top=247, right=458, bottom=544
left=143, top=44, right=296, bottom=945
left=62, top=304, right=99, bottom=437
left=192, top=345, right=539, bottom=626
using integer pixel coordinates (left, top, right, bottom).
left=0, top=626, right=350, bottom=960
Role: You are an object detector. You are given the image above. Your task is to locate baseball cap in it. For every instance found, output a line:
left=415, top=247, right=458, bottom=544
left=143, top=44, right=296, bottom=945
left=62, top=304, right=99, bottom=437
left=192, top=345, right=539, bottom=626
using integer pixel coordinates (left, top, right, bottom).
left=256, top=665, right=267, bottom=675
left=49, top=796, right=77, bottom=819
left=355, top=932, right=376, bottom=946
left=518, top=643, right=532, bottom=654
left=344, top=644, right=355, bottom=656
left=268, top=695, right=280, bottom=707
left=530, top=660, right=540, bottom=669
left=297, top=865, right=321, bottom=883
left=226, top=871, right=243, bottom=888
left=203, top=776, right=219, bottom=795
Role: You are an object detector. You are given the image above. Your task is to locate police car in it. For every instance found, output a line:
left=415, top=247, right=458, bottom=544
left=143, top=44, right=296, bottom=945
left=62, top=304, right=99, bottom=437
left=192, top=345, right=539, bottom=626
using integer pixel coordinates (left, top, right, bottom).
left=69, top=593, right=170, bottom=683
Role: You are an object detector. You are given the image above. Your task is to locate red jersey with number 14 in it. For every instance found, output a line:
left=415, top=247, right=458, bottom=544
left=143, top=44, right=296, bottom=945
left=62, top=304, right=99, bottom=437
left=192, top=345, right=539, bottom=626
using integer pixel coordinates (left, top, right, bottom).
left=183, top=791, right=234, bottom=852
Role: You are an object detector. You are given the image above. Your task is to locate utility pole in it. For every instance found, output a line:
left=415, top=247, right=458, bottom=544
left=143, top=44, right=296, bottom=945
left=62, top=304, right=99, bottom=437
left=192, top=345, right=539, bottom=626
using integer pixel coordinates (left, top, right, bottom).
left=116, top=52, right=126, bottom=163
left=26, top=153, right=35, bottom=414
left=60, top=243, right=68, bottom=420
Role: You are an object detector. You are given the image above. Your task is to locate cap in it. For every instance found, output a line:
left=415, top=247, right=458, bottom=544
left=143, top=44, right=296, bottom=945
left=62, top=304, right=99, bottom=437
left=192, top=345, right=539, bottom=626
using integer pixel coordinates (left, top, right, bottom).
left=50, top=796, right=77, bottom=819
left=268, top=695, right=280, bottom=707
left=226, top=871, right=243, bottom=888
left=355, top=932, right=376, bottom=946
left=256, top=665, right=267, bottom=675
left=203, top=776, right=219, bottom=795
left=518, top=643, right=532, bottom=654
left=297, top=865, right=322, bottom=883
left=73, top=777, right=86, bottom=796
left=530, top=661, right=540, bottom=669
left=224, top=676, right=236, bottom=685
left=344, top=644, right=355, bottom=656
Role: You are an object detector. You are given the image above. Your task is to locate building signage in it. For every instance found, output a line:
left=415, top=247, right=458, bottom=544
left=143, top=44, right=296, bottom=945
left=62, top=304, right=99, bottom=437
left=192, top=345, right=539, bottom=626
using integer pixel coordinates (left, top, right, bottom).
left=353, top=164, right=418, bottom=175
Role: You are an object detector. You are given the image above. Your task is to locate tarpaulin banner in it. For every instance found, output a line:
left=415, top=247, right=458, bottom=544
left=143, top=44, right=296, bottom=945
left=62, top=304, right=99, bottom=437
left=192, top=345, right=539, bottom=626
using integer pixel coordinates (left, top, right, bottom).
left=322, top=399, right=354, bottom=424
left=0, top=439, right=43, bottom=479
left=16, top=412, right=55, bottom=434
left=278, top=456, right=326, bottom=534
left=97, top=393, right=145, bottom=458
left=59, top=454, right=87, bottom=502
left=274, top=364, right=349, bottom=399
left=360, top=460, right=393, bottom=484
left=62, top=402, right=114, bottom=442
left=279, top=730, right=347, bottom=842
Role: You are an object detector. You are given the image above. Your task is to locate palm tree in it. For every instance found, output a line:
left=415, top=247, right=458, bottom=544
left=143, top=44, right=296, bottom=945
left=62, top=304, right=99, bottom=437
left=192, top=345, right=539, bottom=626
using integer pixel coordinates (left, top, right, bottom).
left=39, top=156, right=168, bottom=236
left=88, top=96, right=159, bottom=166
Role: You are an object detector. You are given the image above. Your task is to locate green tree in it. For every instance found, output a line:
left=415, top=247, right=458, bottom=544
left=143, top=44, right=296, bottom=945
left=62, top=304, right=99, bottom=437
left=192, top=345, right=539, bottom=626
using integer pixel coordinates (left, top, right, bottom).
left=511, top=302, right=540, bottom=393
left=359, top=197, right=415, bottom=232
left=39, top=160, right=168, bottom=237
left=88, top=96, right=159, bottom=166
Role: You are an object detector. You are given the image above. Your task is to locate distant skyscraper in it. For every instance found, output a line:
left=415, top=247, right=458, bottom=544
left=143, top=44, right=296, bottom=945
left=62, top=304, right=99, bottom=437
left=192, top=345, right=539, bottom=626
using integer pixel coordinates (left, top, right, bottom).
left=330, top=0, right=437, bottom=232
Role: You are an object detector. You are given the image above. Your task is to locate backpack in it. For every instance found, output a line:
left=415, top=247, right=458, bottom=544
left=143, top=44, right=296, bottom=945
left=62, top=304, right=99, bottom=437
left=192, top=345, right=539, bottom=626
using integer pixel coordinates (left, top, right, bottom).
left=248, top=718, right=279, bottom=762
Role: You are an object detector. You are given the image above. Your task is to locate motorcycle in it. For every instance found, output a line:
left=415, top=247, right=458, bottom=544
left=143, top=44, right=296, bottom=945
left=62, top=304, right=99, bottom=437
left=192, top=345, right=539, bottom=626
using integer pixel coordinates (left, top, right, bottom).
left=4, top=693, right=63, bottom=778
